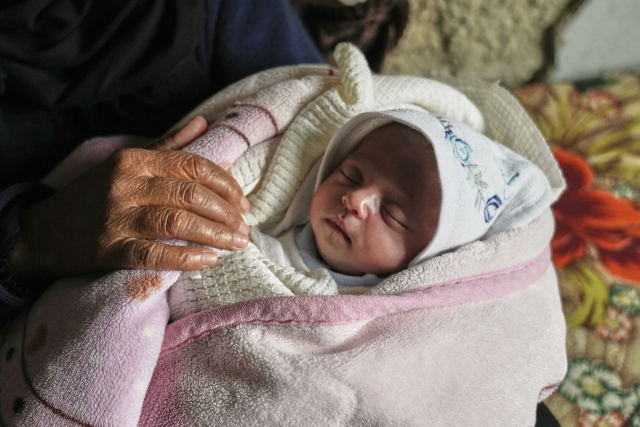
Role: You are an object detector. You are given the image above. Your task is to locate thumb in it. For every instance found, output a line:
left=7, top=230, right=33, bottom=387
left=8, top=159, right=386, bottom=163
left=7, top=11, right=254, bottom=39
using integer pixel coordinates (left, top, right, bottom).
left=150, top=116, right=208, bottom=151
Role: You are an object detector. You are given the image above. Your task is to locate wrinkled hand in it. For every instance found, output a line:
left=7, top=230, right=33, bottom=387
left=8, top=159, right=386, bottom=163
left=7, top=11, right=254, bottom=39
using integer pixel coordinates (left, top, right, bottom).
left=8, top=116, right=250, bottom=279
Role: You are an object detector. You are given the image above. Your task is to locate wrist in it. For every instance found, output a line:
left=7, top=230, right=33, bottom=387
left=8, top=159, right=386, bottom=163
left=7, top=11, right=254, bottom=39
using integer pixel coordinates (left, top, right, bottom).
left=0, top=183, right=56, bottom=296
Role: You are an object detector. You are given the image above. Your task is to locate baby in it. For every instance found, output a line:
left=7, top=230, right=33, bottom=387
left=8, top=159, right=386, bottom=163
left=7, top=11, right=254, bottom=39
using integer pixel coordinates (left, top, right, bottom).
left=283, top=107, right=553, bottom=288
left=169, top=108, right=553, bottom=318
left=309, top=121, right=441, bottom=277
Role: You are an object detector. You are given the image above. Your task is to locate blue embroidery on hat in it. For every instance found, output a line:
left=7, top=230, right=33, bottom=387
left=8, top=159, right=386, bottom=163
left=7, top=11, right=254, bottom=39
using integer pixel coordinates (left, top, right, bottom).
left=452, top=136, right=472, bottom=163
left=435, top=116, right=490, bottom=212
left=500, top=170, right=520, bottom=202
left=436, top=117, right=473, bottom=165
left=505, top=172, right=520, bottom=185
left=484, top=195, right=502, bottom=223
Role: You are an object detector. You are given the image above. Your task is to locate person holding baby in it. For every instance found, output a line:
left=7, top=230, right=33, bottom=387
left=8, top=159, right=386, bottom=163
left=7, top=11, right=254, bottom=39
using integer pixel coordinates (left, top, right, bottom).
left=0, top=0, right=324, bottom=323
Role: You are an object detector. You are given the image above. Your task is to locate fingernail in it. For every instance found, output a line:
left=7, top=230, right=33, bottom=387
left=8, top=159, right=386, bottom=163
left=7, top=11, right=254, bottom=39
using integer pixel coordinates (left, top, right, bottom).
left=233, top=233, right=248, bottom=249
left=240, top=197, right=251, bottom=212
left=200, top=251, right=217, bottom=266
left=239, top=221, right=250, bottom=235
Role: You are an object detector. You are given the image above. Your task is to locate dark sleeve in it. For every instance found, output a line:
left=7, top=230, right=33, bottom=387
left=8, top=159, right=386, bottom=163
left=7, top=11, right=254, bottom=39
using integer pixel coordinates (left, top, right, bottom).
left=0, top=183, right=55, bottom=327
left=208, top=0, right=326, bottom=92
left=0, top=0, right=323, bottom=191
left=0, top=1, right=208, bottom=326
left=0, top=0, right=207, bottom=107
left=0, top=0, right=209, bottom=190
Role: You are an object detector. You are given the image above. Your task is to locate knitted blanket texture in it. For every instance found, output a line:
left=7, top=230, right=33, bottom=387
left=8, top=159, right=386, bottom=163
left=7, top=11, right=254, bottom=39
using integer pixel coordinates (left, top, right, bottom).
left=0, top=44, right=566, bottom=427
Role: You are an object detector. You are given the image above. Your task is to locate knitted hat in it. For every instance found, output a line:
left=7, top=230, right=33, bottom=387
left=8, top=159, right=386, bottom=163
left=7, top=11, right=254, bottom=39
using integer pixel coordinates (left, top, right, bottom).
left=315, top=109, right=555, bottom=265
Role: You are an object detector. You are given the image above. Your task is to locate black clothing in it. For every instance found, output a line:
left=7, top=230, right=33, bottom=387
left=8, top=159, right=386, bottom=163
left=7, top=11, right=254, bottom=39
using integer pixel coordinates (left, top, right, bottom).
left=0, top=0, right=324, bottom=189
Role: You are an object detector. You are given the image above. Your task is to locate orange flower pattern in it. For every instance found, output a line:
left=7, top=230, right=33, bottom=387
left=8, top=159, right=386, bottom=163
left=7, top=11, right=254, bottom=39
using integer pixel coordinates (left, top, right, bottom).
left=551, top=147, right=640, bottom=282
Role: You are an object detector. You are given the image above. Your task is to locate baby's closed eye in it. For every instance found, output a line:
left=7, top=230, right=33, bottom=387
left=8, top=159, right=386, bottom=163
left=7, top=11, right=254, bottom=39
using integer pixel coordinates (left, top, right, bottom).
left=340, top=170, right=358, bottom=184
left=340, top=164, right=364, bottom=183
left=382, top=205, right=408, bottom=229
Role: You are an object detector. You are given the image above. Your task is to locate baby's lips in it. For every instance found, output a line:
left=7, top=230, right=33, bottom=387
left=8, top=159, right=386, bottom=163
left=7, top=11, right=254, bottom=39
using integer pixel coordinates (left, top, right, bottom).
left=329, top=217, right=352, bottom=244
left=336, top=216, right=350, bottom=233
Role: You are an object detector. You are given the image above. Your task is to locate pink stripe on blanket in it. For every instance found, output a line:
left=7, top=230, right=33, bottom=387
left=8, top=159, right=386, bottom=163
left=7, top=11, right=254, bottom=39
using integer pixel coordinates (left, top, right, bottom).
left=184, top=104, right=277, bottom=167
left=212, top=104, right=279, bottom=142
left=161, top=246, right=551, bottom=357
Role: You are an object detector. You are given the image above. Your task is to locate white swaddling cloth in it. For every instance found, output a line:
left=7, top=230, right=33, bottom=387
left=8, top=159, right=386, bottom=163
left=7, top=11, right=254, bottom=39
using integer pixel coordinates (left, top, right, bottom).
left=167, top=43, right=563, bottom=322
left=169, top=108, right=555, bottom=322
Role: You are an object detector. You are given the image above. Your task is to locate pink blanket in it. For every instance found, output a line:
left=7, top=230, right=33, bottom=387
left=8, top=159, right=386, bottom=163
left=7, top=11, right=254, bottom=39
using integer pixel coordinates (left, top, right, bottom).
left=0, top=227, right=563, bottom=426
left=0, top=45, right=566, bottom=426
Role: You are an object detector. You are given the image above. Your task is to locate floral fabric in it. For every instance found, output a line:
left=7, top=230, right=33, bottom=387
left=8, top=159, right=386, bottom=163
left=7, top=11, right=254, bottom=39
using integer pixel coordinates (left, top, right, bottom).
left=516, top=73, right=640, bottom=427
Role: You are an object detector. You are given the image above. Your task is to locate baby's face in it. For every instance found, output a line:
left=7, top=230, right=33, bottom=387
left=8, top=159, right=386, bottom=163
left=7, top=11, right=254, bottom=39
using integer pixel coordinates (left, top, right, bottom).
left=310, top=123, right=442, bottom=275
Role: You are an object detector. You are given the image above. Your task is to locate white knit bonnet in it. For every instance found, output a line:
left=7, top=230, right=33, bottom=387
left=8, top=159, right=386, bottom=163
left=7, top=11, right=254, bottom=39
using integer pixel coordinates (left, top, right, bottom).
left=315, top=109, right=555, bottom=265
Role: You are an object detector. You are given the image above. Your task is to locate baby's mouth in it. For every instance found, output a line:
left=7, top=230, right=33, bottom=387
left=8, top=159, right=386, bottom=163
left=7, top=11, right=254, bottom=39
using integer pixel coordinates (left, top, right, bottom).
left=326, top=218, right=351, bottom=244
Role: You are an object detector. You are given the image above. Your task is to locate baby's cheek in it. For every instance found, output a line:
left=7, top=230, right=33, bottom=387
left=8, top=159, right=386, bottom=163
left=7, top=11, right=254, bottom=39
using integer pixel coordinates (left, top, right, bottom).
left=308, top=190, right=325, bottom=225
left=362, top=233, right=407, bottom=274
left=401, top=235, right=429, bottom=267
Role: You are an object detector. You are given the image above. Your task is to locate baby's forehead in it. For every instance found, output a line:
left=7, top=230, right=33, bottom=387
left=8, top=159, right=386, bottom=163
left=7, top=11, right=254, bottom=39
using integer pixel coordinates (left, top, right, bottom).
left=342, top=122, right=441, bottom=205
left=344, top=122, right=435, bottom=172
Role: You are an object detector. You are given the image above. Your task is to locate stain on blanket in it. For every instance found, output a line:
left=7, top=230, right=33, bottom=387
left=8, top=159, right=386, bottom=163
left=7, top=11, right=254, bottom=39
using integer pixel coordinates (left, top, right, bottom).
left=124, top=272, right=163, bottom=301
left=26, top=324, right=47, bottom=355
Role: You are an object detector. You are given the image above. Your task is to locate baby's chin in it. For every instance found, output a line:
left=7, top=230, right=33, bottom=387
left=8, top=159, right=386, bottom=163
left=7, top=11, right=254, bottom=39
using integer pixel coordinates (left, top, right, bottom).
left=311, top=218, right=407, bottom=276
left=316, top=243, right=357, bottom=274
left=314, top=237, right=367, bottom=275
left=317, top=243, right=405, bottom=276
left=322, top=255, right=363, bottom=275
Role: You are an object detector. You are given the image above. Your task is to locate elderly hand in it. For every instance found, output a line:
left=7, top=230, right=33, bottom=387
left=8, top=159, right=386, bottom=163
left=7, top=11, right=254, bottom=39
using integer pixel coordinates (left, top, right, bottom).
left=8, top=116, right=250, bottom=280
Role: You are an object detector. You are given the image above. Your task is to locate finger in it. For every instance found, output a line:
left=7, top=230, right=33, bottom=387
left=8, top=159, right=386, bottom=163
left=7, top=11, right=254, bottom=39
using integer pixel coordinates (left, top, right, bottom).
left=126, top=206, right=249, bottom=251
left=150, top=116, right=208, bottom=151
left=111, top=238, right=220, bottom=270
left=146, top=150, right=250, bottom=213
left=138, top=177, right=249, bottom=234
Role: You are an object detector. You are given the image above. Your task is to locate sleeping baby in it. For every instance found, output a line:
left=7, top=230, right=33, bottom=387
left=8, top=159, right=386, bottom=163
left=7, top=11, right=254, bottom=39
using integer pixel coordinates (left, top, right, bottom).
left=168, top=108, right=554, bottom=320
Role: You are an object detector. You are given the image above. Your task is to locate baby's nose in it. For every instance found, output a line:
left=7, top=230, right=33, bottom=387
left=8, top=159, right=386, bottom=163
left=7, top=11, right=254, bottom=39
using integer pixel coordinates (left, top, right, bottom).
left=343, top=187, right=381, bottom=218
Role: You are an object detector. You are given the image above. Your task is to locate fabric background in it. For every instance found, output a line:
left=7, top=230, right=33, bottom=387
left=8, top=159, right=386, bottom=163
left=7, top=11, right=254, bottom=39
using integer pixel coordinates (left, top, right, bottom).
left=516, top=73, right=640, bottom=427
